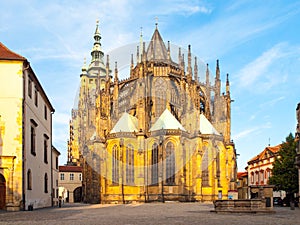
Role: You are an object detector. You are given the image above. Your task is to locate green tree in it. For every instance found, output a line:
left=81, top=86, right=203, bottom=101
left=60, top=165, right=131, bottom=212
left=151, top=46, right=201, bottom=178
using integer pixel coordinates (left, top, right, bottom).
left=269, top=133, right=299, bottom=198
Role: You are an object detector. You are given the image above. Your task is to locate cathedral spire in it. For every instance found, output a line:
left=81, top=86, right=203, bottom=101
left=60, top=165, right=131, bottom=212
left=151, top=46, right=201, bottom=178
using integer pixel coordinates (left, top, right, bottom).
left=114, top=61, right=119, bottom=84
left=178, top=47, right=182, bottom=67
left=130, top=53, right=134, bottom=77
left=182, top=53, right=185, bottom=76
left=215, top=59, right=221, bottom=96
left=106, top=54, right=110, bottom=80
left=206, top=63, right=209, bottom=86
left=226, top=73, right=230, bottom=95
left=136, top=46, right=140, bottom=64
left=187, top=45, right=192, bottom=81
left=194, top=56, right=198, bottom=82
left=216, top=59, right=220, bottom=79
left=167, top=41, right=171, bottom=61
left=146, top=23, right=168, bottom=61
left=105, top=55, right=111, bottom=93
left=91, top=20, right=104, bottom=64
left=139, top=27, right=143, bottom=63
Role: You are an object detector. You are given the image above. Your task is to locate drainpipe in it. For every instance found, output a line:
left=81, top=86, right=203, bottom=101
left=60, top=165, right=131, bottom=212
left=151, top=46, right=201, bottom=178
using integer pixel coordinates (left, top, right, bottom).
left=22, top=61, right=30, bottom=210
left=50, top=111, right=54, bottom=207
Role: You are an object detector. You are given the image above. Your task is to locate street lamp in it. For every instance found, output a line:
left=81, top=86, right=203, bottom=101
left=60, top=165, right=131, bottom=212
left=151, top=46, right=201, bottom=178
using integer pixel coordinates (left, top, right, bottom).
left=120, top=138, right=125, bottom=204
left=159, top=135, right=165, bottom=203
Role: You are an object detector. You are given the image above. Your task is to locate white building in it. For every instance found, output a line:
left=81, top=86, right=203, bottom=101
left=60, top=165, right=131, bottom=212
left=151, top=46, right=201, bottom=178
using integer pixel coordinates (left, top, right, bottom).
left=52, top=147, right=60, bottom=207
left=0, top=42, right=57, bottom=211
left=58, top=165, right=82, bottom=203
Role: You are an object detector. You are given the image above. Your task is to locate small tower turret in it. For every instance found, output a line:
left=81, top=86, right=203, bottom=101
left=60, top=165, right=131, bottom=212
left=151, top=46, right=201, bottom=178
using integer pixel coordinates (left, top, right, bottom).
left=114, top=61, right=118, bottom=84
left=215, top=59, right=221, bottom=97
left=167, top=41, right=171, bottom=61
left=194, top=56, right=198, bottom=82
left=226, top=73, right=230, bottom=95
left=187, top=45, right=192, bottom=82
left=205, top=63, right=210, bottom=86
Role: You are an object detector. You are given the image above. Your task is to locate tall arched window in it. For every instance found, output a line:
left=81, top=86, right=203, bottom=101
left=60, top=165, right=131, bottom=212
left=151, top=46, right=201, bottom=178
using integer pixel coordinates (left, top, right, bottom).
left=151, top=143, right=159, bottom=185
left=27, top=169, right=32, bottom=190
left=202, top=148, right=209, bottom=187
left=155, top=78, right=166, bottom=117
left=216, top=150, right=221, bottom=187
left=166, top=142, right=175, bottom=185
left=126, top=144, right=134, bottom=184
left=112, top=145, right=119, bottom=184
left=44, top=173, right=48, bottom=193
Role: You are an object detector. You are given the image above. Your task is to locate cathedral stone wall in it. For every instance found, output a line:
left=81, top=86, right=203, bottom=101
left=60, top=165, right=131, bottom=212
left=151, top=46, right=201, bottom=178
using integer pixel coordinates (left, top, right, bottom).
left=69, top=22, right=237, bottom=204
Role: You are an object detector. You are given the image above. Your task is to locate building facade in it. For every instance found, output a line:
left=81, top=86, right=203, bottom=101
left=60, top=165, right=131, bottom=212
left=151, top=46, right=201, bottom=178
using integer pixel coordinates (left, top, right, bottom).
left=69, top=22, right=237, bottom=203
left=52, top=147, right=60, bottom=206
left=237, top=171, right=248, bottom=199
left=58, top=165, right=82, bottom=203
left=247, top=145, right=280, bottom=187
left=0, top=42, right=56, bottom=211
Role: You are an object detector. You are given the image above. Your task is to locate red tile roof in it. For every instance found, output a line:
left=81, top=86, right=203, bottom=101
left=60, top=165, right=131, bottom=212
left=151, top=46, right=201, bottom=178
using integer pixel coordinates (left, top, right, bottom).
left=59, top=165, right=82, bottom=172
left=248, top=144, right=281, bottom=164
left=237, top=171, right=248, bottom=179
left=0, top=42, right=25, bottom=60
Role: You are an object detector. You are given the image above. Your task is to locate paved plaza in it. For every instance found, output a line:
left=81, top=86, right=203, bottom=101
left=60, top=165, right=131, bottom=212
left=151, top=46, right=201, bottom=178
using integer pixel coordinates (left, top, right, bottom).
left=0, top=202, right=299, bottom=225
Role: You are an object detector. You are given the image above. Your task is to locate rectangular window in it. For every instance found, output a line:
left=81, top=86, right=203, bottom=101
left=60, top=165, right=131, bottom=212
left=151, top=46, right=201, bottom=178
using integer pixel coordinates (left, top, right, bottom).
left=28, top=78, right=32, bottom=98
left=60, top=173, right=64, bottom=180
left=44, top=139, right=48, bottom=163
left=44, top=134, right=49, bottom=164
left=70, top=173, right=74, bottom=181
left=79, top=173, right=82, bottom=181
left=56, top=157, right=59, bottom=170
left=34, top=88, right=38, bottom=106
left=30, top=119, right=38, bottom=156
left=44, top=105, right=47, bottom=120
left=44, top=173, right=48, bottom=193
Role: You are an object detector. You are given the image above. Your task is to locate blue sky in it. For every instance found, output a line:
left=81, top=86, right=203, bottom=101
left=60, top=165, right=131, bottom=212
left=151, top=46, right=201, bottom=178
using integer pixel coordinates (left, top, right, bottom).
left=1, top=0, right=300, bottom=170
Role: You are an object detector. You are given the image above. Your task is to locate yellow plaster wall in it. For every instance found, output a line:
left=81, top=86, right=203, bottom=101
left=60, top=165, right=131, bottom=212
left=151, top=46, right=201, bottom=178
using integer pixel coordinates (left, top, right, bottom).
left=0, top=60, right=24, bottom=208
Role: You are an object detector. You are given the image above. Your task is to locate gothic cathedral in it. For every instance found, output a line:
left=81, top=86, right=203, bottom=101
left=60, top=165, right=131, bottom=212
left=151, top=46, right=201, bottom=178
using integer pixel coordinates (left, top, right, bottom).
left=68, top=22, right=237, bottom=203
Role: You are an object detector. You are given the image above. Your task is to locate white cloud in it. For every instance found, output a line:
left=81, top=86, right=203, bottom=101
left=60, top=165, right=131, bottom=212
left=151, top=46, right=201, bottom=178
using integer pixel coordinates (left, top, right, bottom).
left=178, top=2, right=300, bottom=61
left=259, top=96, right=285, bottom=108
left=237, top=43, right=285, bottom=88
left=233, top=122, right=272, bottom=141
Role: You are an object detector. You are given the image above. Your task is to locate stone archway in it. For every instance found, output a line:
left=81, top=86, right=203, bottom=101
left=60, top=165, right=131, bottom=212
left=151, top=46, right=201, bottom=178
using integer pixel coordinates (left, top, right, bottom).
left=0, top=174, right=6, bottom=210
left=73, top=186, right=82, bottom=203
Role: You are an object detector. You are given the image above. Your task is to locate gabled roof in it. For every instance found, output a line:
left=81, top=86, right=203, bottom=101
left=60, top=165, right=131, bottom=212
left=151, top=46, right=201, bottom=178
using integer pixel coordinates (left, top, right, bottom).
left=199, top=114, right=220, bottom=135
left=149, top=109, right=185, bottom=132
left=248, top=144, right=281, bottom=164
left=237, top=172, right=248, bottom=179
left=59, top=165, right=82, bottom=173
left=110, top=112, right=138, bottom=133
left=0, top=42, right=25, bottom=61
left=146, top=27, right=168, bottom=61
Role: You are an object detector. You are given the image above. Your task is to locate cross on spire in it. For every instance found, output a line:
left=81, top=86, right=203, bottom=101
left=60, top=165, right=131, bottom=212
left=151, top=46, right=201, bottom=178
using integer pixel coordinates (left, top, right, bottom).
left=155, top=16, right=159, bottom=28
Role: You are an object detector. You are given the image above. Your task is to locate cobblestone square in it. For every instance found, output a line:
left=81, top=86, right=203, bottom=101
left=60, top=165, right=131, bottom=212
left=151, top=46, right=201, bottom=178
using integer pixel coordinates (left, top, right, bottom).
left=0, top=203, right=299, bottom=225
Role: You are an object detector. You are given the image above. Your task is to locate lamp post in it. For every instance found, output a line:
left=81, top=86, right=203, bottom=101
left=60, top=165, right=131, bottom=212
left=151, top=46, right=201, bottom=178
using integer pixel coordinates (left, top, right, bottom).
left=159, top=135, right=165, bottom=203
left=120, top=138, right=125, bottom=204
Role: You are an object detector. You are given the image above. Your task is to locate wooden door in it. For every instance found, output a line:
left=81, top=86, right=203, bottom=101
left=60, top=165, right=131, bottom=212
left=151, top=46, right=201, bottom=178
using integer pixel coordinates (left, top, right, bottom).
left=0, top=174, right=6, bottom=210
